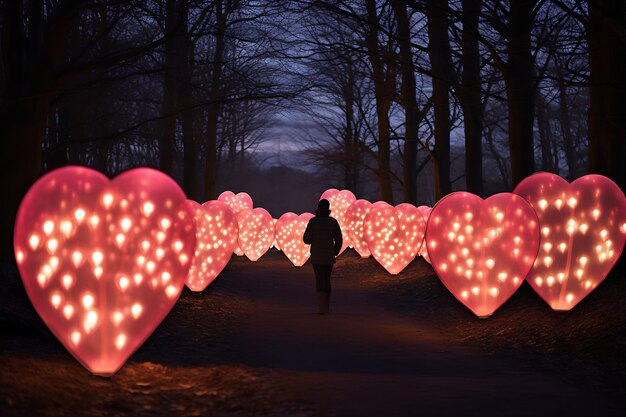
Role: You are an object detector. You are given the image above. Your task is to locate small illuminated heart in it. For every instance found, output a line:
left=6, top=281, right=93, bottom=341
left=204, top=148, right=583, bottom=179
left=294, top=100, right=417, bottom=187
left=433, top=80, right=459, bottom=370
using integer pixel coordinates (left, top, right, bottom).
left=364, top=203, right=426, bottom=275
left=319, top=189, right=356, bottom=255
left=237, top=208, right=275, bottom=261
left=185, top=200, right=238, bottom=292
left=217, top=191, right=252, bottom=257
left=417, top=205, right=433, bottom=264
left=276, top=212, right=314, bottom=267
left=14, top=166, right=196, bottom=375
left=425, top=192, right=540, bottom=318
left=345, top=200, right=386, bottom=258
left=514, top=173, right=626, bottom=310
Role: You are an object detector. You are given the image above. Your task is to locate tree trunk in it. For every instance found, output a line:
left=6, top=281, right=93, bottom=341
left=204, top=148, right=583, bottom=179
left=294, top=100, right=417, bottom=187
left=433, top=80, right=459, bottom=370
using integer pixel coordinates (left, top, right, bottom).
left=536, top=94, right=555, bottom=172
left=391, top=0, right=418, bottom=204
left=160, top=0, right=180, bottom=176
left=459, top=0, right=483, bottom=196
left=557, top=72, right=577, bottom=179
left=343, top=62, right=357, bottom=192
left=588, top=0, right=626, bottom=192
left=426, top=0, right=453, bottom=200
left=506, top=0, right=536, bottom=187
left=205, top=0, right=227, bottom=200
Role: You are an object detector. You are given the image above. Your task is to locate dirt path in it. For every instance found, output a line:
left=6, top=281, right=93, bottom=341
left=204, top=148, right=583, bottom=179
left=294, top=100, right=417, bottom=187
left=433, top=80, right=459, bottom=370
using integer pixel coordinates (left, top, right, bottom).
left=212, top=253, right=623, bottom=416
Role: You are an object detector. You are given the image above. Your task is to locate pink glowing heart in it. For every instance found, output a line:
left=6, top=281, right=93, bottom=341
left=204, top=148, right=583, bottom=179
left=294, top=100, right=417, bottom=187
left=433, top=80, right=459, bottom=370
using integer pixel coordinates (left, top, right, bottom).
left=276, top=212, right=315, bottom=267
left=363, top=203, right=426, bottom=275
left=185, top=200, right=238, bottom=292
left=417, top=206, right=433, bottom=264
left=345, top=200, right=386, bottom=258
left=236, top=208, right=275, bottom=261
left=320, top=189, right=356, bottom=255
left=514, top=173, right=626, bottom=310
left=425, top=192, right=540, bottom=318
left=217, top=191, right=253, bottom=257
left=14, top=166, right=196, bottom=375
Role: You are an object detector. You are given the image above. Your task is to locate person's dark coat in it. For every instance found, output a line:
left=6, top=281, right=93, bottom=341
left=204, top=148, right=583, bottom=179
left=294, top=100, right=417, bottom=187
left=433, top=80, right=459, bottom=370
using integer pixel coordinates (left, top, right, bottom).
left=303, top=215, right=342, bottom=265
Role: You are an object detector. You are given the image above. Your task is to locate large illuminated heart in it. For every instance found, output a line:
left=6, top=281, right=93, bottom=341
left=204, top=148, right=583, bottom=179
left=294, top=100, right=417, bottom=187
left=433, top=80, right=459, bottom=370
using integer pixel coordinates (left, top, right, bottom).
left=185, top=200, right=238, bottom=292
left=363, top=203, right=426, bottom=275
left=425, top=192, right=540, bottom=318
left=320, top=189, right=356, bottom=255
left=276, top=212, right=314, bottom=267
left=236, top=208, right=275, bottom=261
left=417, top=206, right=433, bottom=264
left=217, top=191, right=252, bottom=257
left=345, top=200, right=386, bottom=258
left=514, top=173, right=626, bottom=310
left=14, top=166, right=195, bottom=375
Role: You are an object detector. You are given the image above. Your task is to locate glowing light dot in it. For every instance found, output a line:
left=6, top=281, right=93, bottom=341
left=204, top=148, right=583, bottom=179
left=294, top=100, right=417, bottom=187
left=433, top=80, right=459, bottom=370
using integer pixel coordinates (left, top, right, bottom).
left=72, top=251, right=83, bottom=267
left=157, top=232, right=166, bottom=243
left=448, top=232, right=456, bottom=241
left=555, top=199, right=563, bottom=209
left=155, top=248, right=165, bottom=260
left=543, top=242, right=552, bottom=252
left=514, top=236, right=521, bottom=245
left=47, top=239, right=58, bottom=254
left=89, top=215, right=100, bottom=228
left=133, top=273, right=143, bottom=285
left=62, top=274, right=73, bottom=289
left=74, top=208, right=86, bottom=223
left=160, top=218, right=171, bottom=230
left=119, top=276, right=130, bottom=290
left=471, top=287, right=480, bottom=295
left=461, top=291, right=469, bottom=300
left=489, top=287, right=499, bottom=297
left=131, top=303, right=143, bottom=319
left=51, top=294, right=62, bottom=308
left=576, top=269, right=583, bottom=278
left=29, top=235, right=40, bottom=250
left=43, top=221, right=54, bottom=235
left=63, top=304, right=74, bottom=319
left=593, top=209, right=601, bottom=219
left=94, top=267, right=103, bottom=278
left=559, top=242, right=567, bottom=252
left=16, top=251, right=24, bottom=264
left=579, top=256, right=588, bottom=266
left=71, top=331, right=81, bottom=345
left=546, top=276, right=555, bottom=286
left=146, top=261, right=156, bottom=273
left=82, top=294, right=94, bottom=309
left=566, top=294, right=574, bottom=303
left=120, top=217, right=132, bottom=232
left=115, top=233, right=125, bottom=247
left=485, top=258, right=495, bottom=269
left=453, top=222, right=460, bottom=232
left=579, top=224, right=589, bottom=234
left=143, top=201, right=155, bottom=217
left=141, top=240, right=151, bottom=251
left=498, top=272, right=507, bottom=281
left=161, top=271, right=171, bottom=283
left=102, top=193, right=114, bottom=208
left=495, top=212, right=504, bottom=222
left=538, top=199, right=548, bottom=210
left=543, top=256, right=553, bottom=267
left=165, top=285, right=178, bottom=298
left=116, top=334, right=127, bottom=349
left=464, top=212, right=473, bottom=221
left=542, top=227, right=550, bottom=237
left=113, top=311, right=123, bottom=325
left=179, top=254, right=189, bottom=265
left=567, top=197, right=577, bottom=208
left=557, top=273, right=565, bottom=282
left=600, top=229, right=608, bottom=239
left=173, top=240, right=184, bottom=252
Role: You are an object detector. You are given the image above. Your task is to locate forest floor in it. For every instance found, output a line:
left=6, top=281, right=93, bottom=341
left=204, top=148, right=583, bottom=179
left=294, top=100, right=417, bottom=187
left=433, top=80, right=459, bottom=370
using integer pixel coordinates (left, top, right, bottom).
left=1, top=250, right=626, bottom=416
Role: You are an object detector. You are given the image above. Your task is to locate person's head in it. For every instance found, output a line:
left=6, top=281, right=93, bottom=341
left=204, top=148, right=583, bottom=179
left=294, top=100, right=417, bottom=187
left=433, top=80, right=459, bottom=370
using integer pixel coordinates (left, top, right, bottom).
left=315, top=199, right=331, bottom=216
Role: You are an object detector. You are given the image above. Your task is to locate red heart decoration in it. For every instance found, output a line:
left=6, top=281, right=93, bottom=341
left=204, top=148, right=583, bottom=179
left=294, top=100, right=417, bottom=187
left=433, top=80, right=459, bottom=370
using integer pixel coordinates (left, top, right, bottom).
left=364, top=203, right=426, bottom=275
left=514, top=173, right=626, bottom=310
left=217, top=191, right=253, bottom=257
left=236, top=208, right=275, bottom=261
left=185, top=200, right=238, bottom=292
left=425, top=192, right=540, bottom=318
left=275, top=212, right=315, bottom=266
left=319, top=189, right=356, bottom=255
left=345, top=200, right=386, bottom=258
left=14, top=167, right=195, bottom=375
left=417, top=205, right=433, bottom=264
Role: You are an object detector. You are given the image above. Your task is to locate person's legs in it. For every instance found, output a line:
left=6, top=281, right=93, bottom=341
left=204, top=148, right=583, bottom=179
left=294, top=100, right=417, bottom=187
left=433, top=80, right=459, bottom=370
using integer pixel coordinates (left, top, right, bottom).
left=321, top=265, right=332, bottom=314
left=312, top=264, right=326, bottom=314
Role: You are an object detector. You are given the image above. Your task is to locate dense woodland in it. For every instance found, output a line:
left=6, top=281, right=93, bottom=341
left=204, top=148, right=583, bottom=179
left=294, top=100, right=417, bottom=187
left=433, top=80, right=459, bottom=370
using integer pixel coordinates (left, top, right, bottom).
left=1, top=0, right=625, bottom=262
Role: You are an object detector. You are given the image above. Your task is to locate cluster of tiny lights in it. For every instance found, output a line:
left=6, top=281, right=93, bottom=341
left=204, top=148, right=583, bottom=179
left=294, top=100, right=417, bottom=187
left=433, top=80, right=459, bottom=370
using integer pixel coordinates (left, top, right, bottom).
left=185, top=200, right=238, bottom=292
left=217, top=191, right=253, bottom=257
left=425, top=192, right=540, bottom=318
left=236, top=208, right=275, bottom=262
left=417, top=206, right=433, bottom=264
left=320, top=189, right=357, bottom=255
left=514, top=173, right=626, bottom=310
left=275, top=212, right=314, bottom=267
left=345, top=200, right=385, bottom=258
left=364, top=203, right=426, bottom=275
left=14, top=167, right=195, bottom=375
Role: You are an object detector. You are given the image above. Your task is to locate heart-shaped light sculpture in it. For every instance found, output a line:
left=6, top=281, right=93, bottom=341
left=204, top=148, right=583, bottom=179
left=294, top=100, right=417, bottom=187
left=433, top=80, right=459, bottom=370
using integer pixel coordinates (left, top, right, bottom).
left=425, top=192, right=540, bottom=318
left=185, top=200, right=238, bottom=292
left=345, top=200, right=386, bottom=258
left=513, top=173, right=626, bottom=310
left=363, top=203, right=426, bottom=275
left=275, top=212, right=314, bottom=267
left=319, top=189, right=356, bottom=255
left=217, top=191, right=253, bottom=257
left=14, top=166, right=196, bottom=375
left=417, top=205, right=433, bottom=264
left=236, top=208, right=275, bottom=261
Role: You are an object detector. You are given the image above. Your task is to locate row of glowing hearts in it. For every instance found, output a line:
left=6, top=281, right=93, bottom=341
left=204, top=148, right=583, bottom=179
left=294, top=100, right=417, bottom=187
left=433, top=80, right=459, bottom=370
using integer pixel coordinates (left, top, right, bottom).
left=13, top=167, right=626, bottom=376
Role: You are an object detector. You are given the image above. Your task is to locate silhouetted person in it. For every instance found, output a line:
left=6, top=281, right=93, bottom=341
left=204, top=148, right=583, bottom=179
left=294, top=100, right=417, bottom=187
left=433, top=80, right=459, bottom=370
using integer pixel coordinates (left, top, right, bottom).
left=303, top=199, right=342, bottom=315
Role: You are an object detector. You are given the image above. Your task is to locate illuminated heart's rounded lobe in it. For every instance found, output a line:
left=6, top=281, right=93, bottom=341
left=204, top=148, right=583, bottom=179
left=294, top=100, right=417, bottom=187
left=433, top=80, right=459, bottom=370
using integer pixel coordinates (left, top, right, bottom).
left=514, top=173, right=626, bottom=310
left=185, top=200, right=238, bottom=292
left=276, top=212, right=314, bottom=267
left=417, top=205, right=433, bottom=264
left=345, top=200, right=386, bottom=258
left=217, top=191, right=253, bottom=257
left=14, top=167, right=195, bottom=375
left=237, top=208, right=275, bottom=261
left=319, top=189, right=356, bottom=255
left=364, top=203, right=426, bottom=275
left=425, top=192, right=540, bottom=318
